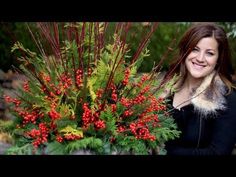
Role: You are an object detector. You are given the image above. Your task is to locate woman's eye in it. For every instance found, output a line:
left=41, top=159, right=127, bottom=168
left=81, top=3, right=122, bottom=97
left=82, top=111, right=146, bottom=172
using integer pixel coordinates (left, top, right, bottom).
left=192, top=48, right=198, bottom=52
left=206, top=52, right=214, bottom=56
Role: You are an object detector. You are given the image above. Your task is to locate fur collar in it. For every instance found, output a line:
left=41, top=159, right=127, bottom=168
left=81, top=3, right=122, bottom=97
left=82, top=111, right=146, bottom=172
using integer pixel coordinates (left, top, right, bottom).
left=162, top=71, right=227, bottom=117
left=191, top=71, right=227, bottom=117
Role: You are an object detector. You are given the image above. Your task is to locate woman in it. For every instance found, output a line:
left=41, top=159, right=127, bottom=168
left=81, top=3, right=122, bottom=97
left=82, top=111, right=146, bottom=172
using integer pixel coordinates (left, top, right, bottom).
left=163, top=22, right=236, bottom=155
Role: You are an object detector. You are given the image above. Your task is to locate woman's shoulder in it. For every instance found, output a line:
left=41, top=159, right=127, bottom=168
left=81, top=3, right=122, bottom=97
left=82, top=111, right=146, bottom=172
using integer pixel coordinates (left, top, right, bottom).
left=226, top=88, right=236, bottom=99
left=225, top=88, right=236, bottom=109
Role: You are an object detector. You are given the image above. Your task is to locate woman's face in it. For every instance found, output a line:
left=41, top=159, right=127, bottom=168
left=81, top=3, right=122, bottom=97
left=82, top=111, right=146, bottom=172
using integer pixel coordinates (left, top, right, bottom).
left=185, top=37, right=219, bottom=79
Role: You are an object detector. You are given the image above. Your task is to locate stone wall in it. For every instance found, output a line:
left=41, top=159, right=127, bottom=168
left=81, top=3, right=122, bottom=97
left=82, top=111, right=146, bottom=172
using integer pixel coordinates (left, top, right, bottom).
left=0, top=69, right=26, bottom=120
left=0, top=69, right=26, bottom=154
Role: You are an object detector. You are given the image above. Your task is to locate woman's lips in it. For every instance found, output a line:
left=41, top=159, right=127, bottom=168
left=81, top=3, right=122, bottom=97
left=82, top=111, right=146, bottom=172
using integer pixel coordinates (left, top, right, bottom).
left=192, top=62, right=206, bottom=70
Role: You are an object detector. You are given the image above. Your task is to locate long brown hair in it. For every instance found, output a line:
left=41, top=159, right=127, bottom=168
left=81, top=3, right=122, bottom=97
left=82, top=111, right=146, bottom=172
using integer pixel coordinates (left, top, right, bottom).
left=165, top=22, right=235, bottom=94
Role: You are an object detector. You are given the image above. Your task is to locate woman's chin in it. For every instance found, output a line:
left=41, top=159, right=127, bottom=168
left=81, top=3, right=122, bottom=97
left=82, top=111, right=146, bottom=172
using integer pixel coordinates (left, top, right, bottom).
left=189, top=71, right=207, bottom=79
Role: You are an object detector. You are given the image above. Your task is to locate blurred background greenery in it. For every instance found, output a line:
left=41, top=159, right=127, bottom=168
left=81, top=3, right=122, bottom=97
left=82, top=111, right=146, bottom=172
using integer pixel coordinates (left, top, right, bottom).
left=1, top=22, right=236, bottom=73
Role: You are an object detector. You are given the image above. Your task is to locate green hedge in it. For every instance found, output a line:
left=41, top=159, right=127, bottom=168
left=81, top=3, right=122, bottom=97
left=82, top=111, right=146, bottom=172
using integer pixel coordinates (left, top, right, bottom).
left=0, top=22, right=235, bottom=73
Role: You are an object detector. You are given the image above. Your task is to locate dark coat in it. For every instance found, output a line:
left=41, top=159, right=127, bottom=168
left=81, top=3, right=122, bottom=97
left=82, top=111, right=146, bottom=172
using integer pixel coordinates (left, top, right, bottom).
left=165, top=72, right=236, bottom=155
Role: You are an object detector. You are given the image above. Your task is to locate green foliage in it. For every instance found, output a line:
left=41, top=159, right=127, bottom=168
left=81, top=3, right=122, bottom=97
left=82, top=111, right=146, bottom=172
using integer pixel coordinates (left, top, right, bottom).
left=3, top=22, right=181, bottom=155
left=0, top=120, right=15, bottom=132
left=0, top=22, right=38, bottom=72
left=113, top=135, right=148, bottom=155
left=221, top=22, right=236, bottom=71
left=6, top=144, right=35, bottom=155
left=65, top=137, right=103, bottom=154
left=2, top=22, right=236, bottom=73
left=155, top=116, right=180, bottom=142
left=45, top=141, right=66, bottom=155
left=124, top=22, right=190, bottom=72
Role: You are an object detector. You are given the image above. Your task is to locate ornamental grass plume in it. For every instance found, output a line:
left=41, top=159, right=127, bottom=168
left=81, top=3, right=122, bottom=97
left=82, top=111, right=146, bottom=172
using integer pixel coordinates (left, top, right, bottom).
left=3, top=22, right=180, bottom=155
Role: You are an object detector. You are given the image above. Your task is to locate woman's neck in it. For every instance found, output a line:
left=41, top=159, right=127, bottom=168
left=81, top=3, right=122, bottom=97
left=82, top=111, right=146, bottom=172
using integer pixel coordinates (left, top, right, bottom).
left=172, top=75, right=204, bottom=109
left=183, top=75, right=203, bottom=93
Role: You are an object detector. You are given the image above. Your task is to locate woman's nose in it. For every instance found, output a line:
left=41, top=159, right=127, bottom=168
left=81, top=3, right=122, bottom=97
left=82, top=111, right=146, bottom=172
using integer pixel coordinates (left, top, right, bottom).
left=196, top=52, right=205, bottom=62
